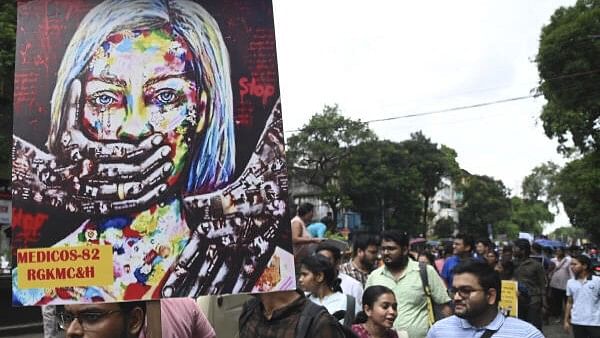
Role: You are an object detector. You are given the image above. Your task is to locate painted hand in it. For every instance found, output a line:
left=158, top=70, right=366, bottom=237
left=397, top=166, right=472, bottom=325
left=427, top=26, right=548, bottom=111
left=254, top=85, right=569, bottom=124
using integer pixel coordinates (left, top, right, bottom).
left=162, top=99, right=290, bottom=297
left=12, top=79, right=174, bottom=215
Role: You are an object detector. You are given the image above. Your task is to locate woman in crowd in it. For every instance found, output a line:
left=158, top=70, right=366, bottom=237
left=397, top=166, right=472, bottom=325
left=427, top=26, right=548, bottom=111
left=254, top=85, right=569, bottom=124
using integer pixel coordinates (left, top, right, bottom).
left=351, top=285, right=405, bottom=338
left=549, top=246, right=573, bottom=323
left=299, top=254, right=357, bottom=326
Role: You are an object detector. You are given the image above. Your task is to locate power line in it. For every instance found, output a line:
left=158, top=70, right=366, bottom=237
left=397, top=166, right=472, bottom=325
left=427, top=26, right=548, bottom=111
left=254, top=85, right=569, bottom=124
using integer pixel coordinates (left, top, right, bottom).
left=285, top=93, right=540, bottom=133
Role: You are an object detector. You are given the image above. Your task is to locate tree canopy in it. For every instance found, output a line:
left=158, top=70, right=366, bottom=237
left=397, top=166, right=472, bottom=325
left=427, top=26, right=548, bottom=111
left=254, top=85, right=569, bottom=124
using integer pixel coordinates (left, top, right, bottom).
left=458, top=175, right=511, bottom=237
left=536, top=0, right=600, bottom=154
left=286, top=105, right=376, bottom=221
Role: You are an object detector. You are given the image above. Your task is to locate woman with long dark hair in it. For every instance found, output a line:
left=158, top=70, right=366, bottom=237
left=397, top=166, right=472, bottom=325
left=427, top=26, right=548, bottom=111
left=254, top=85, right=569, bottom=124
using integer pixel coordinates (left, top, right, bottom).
left=352, top=285, right=404, bottom=338
left=299, top=254, right=356, bottom=326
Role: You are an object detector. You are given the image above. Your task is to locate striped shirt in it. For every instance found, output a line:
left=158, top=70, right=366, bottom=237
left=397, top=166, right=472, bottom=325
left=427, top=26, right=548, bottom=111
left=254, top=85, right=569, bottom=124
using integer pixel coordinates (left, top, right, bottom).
left=427, top=312, right=545, bottom=338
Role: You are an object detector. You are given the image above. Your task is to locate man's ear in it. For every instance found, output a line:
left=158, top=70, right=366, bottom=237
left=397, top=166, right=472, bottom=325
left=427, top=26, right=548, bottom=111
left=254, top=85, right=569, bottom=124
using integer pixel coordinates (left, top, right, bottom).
left=486, top=288, right=498, bottom=306
left=126, top=307, right=146, bottom=337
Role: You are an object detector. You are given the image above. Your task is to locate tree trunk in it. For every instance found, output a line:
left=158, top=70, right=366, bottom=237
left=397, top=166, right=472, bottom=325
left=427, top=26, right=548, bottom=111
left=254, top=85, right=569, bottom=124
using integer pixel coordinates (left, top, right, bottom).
left=422, top=196, right=429, bottom=237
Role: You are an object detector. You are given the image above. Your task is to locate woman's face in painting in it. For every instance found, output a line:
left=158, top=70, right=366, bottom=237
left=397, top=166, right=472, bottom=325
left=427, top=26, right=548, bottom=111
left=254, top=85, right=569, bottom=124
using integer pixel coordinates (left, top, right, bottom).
left=82, top=27, right=204, bottom=183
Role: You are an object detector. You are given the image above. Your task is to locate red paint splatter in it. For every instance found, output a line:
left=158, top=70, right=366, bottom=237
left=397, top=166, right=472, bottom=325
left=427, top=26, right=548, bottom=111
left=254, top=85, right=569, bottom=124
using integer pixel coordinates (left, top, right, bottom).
left=124, top=283, right=151, bottom=300
left=163, top=51, right=175, bottom=63
left=123, top=226, right=142, bottom=238
left=107, top=33, right=124, bottom=44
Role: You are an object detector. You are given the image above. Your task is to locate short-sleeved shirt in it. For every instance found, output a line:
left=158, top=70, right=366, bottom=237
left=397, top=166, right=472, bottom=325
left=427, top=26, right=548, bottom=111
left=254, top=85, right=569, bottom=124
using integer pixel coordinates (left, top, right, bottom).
left=339, top=261, right=370, bottom=288
left=566, top=275, right=600, bottom=326
left=366, top=259, right=450, bottom=338
left=139, top=298, right=215, bottom=338
left=239, top=294, right=345, bottom=338
left=441, top=255, right=460, bottom=286
left=513, top=258, right=546, bottom=304
left=308, top=291, right=354, bottom=324
left=339, top=272, right=363, bottom=309
left=427, top=312, right=544, bottom=338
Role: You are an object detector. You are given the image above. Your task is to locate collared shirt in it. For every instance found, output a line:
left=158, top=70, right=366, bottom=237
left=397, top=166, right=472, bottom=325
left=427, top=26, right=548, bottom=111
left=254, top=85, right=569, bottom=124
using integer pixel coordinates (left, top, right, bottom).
left=339, top=261, right=369, bottom=288
left=441, top=255, right=460, bottom=286
left=566, top=275, right=600, bottom=326
left=239, top=294, right=345, bottom=338
left=139, top=298, right=216, bottom=338
left=366, top=259, right=450, bottom=338
left=549, top=256, right=573, bottom=290
left=427, top=312, right=544, bottom=338
left=339, top=272, right=363, bottom=309
left=309, top=291, right=353, bottom=324
left=514, top=257, right=546, bottom=303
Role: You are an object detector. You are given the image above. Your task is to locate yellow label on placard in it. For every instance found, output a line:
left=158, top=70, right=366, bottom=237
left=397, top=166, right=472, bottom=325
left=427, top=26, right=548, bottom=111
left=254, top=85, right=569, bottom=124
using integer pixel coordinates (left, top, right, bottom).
left=498, top=280, right=519, bottom=317
left=16, top=245, right=114, bottom=289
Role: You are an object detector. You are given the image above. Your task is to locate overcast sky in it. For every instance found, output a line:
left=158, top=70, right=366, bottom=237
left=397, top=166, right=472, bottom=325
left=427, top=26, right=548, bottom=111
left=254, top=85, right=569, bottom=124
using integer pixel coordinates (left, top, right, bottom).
left=272, top=0, right=576, bottom=234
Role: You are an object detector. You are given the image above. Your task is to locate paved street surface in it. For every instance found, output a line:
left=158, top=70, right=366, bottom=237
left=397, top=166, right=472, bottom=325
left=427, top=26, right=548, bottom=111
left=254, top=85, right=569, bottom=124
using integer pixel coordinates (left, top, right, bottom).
left=4, top=321, right=572, bottom=338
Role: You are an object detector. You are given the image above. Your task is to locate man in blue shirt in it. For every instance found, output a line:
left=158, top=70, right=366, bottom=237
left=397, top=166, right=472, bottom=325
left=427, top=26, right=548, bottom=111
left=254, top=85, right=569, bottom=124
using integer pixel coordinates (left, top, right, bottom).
left=441, top=233, right=474, bottom=286
left=427, top=259, right=544, bottom=338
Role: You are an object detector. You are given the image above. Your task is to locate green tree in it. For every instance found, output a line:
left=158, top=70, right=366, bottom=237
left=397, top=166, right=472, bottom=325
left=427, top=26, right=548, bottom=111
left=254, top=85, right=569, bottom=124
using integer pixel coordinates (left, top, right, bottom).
left=340, top=140, right=422, bottom=234
left=550, top=226, right=587, bottom=242
left=553, top=152, right=600, bottom=242
left=459, top=175, right=511, bottom=237
left=521, top=161, right=560, bottom=208
left=508, top=197, right=555, bottom=235
left=286, top=105, right=376, bottom=223
left=434, top=217, right=457, bottom=238
left=536, top=0, right=600, bottom=154
left=400, top=131, right=461, bottom=234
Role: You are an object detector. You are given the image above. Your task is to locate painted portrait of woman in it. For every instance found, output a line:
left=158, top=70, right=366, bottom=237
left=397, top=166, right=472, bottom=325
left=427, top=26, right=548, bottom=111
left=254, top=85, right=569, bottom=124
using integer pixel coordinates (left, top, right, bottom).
left=12, top=0, right=293, bottom=305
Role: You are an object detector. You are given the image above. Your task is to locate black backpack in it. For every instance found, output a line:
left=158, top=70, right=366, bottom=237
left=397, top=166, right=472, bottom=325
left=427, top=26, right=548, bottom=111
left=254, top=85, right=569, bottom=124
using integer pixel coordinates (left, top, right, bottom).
left=239, top=297, right=358, bottom=338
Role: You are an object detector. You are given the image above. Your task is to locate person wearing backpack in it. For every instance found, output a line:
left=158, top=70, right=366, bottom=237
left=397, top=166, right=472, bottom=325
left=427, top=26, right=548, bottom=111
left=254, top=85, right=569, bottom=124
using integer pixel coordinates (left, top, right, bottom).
left=238, top=289, right=346, bottom=338
left=366, top=231, right=451, bottom=338
left=299, top=254, right=359, bottom=327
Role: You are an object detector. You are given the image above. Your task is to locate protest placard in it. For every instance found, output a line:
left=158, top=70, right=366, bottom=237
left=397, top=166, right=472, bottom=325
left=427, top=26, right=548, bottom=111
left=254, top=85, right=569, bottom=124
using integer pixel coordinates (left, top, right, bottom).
left=12, top=0, right=293, bottom=305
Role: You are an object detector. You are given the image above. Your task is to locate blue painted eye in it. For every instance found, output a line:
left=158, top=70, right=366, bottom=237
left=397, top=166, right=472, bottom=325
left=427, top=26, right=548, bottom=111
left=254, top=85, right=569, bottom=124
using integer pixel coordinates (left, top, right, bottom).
left=156, top=90, right=177, bottom=104
left=94, top=94, right=116, bottom=106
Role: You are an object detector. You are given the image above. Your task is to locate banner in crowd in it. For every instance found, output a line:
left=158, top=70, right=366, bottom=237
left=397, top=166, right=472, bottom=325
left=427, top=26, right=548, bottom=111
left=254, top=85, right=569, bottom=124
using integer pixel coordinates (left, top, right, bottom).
left=12, top=0, right=293, bottom=305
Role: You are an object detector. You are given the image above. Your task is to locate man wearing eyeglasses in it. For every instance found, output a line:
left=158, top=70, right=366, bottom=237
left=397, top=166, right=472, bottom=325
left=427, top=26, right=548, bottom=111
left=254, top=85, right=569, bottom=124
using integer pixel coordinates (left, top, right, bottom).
left=59, top=301, right=145, bottom=338
left=366, top=230, right=451, bottom=338
left=58, top=298, right=216, bottom=338
left=427, top=259, right=544, bottom=338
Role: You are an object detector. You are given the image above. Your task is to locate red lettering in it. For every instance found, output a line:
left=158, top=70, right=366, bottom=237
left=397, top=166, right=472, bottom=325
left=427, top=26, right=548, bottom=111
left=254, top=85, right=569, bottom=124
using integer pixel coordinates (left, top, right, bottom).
left=85, top=266, right=95, bottom=279
left=56, top=267, right=66, bottom=280
left=17, top=251, right=29, bottom=264
left=59, top=250, right=68, bottom=261
left=239, top=77, right=275, bottom=105
left=12, top=208, right=49, bottom=246
left=27, top=269, right=36, bottom=280
left=69, top=249, right=78, bottom=261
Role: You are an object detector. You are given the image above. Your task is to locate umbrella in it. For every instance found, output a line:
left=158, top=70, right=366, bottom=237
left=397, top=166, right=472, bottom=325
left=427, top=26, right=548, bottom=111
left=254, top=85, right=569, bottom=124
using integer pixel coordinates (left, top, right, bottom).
left=410, top=238, right=427, bottom=245
left=534, top=239, right=565, bottom=249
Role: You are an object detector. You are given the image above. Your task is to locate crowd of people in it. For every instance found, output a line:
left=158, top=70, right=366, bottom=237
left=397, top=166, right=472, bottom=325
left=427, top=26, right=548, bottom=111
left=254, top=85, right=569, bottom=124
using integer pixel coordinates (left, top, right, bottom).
left=48, top=202, right=599, bottom=337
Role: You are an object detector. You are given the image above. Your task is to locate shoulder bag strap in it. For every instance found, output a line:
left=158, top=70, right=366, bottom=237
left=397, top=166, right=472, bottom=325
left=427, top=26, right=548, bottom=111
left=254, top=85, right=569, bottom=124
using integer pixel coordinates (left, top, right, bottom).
left=480, top=329, right=498, bottom=338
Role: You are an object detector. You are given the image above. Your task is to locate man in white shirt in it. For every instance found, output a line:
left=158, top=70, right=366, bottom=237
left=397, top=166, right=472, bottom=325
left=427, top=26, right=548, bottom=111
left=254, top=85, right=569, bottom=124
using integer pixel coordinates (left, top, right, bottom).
left=316, top=243, right=364, bottom=310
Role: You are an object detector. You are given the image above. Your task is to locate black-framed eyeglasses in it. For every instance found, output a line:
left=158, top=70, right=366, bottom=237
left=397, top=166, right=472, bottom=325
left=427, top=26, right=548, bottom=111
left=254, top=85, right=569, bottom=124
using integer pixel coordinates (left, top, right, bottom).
left=447, top=287, right=486, bottom=299
left=58, top=310, right=123, bottom=330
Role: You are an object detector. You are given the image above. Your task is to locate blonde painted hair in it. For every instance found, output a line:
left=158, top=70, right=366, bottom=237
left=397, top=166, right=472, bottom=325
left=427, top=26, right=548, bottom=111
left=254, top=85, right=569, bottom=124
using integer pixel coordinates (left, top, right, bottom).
left=48, top=0, right=235, bottom=192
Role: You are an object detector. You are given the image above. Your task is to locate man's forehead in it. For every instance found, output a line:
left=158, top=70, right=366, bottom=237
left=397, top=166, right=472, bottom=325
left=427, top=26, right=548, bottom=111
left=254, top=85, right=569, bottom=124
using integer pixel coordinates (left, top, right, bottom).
left=381, top=240, right=401, bottom=247
left=452, top=272, right=480, bottom=287
left=65, top=303, right=120, bottom=312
